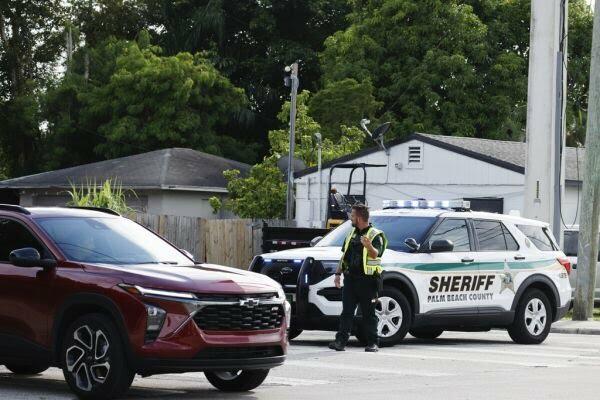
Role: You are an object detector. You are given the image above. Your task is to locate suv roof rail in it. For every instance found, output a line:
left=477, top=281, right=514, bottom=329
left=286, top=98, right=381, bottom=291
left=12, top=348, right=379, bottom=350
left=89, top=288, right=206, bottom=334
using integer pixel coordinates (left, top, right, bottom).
left=0, top=204, right=31, bottom=215
left=66, top=206, right=121, bottom=216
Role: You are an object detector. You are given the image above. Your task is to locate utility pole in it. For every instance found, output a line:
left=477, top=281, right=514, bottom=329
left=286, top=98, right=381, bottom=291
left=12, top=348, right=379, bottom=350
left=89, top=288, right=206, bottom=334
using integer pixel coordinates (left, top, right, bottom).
left=285, top=62, right=299, bottom=221
left=573, top=0, right=600, bottom=320
left=523, top=0, right=568, bottom=245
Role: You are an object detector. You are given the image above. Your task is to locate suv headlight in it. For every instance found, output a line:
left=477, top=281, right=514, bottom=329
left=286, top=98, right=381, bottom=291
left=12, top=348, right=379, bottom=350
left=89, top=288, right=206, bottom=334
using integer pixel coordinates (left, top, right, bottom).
left=321, top=261, right=340, bottom=273
left=119, top=284, right=197, bottom=301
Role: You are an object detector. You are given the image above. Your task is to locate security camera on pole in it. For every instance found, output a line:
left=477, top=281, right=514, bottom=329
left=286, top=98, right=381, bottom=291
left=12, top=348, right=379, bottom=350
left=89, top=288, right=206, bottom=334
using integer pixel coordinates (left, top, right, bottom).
left=284, top=62, right=299, bottom=221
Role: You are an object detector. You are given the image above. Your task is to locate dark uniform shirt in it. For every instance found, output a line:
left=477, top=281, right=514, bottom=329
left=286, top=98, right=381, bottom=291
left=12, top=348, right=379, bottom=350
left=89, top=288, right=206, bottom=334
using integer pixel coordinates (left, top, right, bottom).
left=343, top=224, right=384, bottom=277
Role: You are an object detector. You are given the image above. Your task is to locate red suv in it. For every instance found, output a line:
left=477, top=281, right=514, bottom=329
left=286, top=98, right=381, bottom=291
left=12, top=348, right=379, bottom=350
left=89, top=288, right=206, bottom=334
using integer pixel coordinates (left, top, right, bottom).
left=0, top=205, right=289, bottom=399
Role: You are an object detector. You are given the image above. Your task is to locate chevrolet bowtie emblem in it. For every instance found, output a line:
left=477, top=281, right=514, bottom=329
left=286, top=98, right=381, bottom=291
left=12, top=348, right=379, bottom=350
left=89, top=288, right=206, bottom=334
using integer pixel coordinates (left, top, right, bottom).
left=239, top=298, right=260, bottom=308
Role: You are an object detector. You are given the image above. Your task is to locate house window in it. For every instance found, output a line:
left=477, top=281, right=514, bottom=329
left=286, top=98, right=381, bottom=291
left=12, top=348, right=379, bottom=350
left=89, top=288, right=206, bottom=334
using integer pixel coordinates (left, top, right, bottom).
left=407, top=144, right=423, bottom=169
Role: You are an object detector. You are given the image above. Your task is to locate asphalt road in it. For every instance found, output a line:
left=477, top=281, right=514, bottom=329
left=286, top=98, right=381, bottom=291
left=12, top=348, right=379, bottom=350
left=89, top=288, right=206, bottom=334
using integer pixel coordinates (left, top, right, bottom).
left=2, top=330, right=600, bottom=400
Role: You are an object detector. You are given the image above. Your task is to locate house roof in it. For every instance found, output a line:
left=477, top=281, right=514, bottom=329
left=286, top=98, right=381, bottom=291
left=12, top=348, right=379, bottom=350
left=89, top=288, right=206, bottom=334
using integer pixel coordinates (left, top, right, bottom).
left=295, top=133, right=585, bottom=182
left=0, top=148, right=250, bottom=191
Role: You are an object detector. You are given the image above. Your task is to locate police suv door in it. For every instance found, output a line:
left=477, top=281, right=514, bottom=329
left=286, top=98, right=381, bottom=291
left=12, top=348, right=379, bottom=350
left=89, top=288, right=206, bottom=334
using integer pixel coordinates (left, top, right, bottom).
left=419, top=218, right=478, bottom=314
left=470, top=219, right=523, bottom=312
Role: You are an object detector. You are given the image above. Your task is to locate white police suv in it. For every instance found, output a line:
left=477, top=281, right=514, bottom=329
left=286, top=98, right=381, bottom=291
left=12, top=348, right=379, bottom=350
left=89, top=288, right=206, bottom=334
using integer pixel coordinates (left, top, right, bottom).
left=249, top=200, right=572, bottom=346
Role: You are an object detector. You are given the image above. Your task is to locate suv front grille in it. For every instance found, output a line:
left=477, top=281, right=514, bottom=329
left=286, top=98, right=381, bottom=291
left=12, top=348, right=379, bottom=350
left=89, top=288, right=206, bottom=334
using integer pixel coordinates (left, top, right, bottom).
left=261, top=260, right=301, bottom=289
left=193, top=293, right=285, bottom=331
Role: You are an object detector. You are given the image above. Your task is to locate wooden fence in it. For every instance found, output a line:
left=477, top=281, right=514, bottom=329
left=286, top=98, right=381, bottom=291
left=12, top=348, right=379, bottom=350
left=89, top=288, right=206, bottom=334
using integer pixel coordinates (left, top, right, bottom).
left=131, top=214, right=294, bottom=269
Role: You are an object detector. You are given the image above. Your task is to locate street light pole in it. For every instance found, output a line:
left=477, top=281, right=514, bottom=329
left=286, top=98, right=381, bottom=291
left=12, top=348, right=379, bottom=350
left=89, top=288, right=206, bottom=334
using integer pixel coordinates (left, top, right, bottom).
left=285, top=62, right=299, bottom=221
left=315, top=132, right=322, bottom=227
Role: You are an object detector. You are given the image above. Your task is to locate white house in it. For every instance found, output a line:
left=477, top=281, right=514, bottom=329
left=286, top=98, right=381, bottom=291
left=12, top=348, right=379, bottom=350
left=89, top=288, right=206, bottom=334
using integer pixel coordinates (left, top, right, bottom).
left=294, top=133, right=584, bottom=228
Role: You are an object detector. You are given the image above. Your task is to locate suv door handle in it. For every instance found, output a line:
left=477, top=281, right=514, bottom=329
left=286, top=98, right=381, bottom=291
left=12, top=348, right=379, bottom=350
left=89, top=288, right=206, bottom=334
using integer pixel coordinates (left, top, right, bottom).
left=514, top=255, right=526, bottom=260
left=461, top=257, right=474, bottom=263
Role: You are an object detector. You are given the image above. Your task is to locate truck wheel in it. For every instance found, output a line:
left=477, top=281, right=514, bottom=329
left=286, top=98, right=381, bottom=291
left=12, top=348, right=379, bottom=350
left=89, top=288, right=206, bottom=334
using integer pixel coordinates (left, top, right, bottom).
left=508, top=289, right=552, bottom=344
left=376, top=287, right=412, bottom=346
left=205, top=369, right=270, bottom=392
left=4, top=363, right=49, bottom=375
left=409, top=328, right=444, bottom=340
left=61, top=313, right=135, bottom=400
left=288, top=327, right=303, bottom=341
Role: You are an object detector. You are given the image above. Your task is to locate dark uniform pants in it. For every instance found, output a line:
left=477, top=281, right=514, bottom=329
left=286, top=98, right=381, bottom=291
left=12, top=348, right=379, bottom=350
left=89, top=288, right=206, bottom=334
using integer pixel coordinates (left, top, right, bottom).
left=335, top=274, right=379, bottom=346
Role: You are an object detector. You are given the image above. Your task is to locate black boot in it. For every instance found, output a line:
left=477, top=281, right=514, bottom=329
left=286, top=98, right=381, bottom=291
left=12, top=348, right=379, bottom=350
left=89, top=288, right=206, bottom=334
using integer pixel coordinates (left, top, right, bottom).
left=364, top=344, right=379, bottom=352
left=328, top=341, right=346, bottom=351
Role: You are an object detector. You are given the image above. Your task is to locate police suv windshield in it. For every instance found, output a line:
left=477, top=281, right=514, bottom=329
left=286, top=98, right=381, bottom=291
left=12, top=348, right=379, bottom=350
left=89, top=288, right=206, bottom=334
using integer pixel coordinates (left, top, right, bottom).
left=315, top=216, right=437, bottom=252
left=36, top=217, right=192, bottom=265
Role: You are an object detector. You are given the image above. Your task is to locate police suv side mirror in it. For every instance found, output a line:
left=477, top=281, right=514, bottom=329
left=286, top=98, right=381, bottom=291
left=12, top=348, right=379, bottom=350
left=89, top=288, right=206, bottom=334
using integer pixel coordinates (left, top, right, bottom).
left=310, top=236, right=323, bottom=247
left=404, top=238, right=420, bottom=252
left=429, top=240, right=454, bottom=253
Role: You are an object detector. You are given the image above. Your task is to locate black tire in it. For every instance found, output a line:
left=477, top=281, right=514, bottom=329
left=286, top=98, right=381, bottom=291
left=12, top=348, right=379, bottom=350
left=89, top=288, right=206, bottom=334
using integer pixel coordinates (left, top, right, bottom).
left=356, top=286, right=412, bottom=347
left=508, top=289, right=552, bottom=344
left=61, top=313, right=135, bottom=400
left=4, top=364, right=49, bottom=375
left=287, top=327, right=303, bottom=341
left=205, top=369, right=270, bottom=392
left=409, top=328, right=444, bottom=340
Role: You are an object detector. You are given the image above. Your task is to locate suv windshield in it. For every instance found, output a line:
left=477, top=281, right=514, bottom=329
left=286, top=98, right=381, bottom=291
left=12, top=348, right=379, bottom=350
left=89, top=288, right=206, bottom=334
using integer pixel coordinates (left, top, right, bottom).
left=315, top=216, right=436, bottom=252
left=36, top=217, right=192, bottom=265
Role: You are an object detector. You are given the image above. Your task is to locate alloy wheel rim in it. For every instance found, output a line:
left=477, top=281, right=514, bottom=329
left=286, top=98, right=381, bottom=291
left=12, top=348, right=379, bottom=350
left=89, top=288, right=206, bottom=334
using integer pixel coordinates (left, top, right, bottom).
left=66, top=325, right=111, bottom=391
left=524, top=298, right=547, bottom=336
left=375, top=296, right=403, bottom=338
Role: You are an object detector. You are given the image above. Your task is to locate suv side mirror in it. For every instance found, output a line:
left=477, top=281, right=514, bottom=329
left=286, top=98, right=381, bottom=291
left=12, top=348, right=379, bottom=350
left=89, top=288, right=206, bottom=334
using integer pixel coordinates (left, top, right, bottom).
left=9, top=247, right=56, bottom=268
left=310, top=236, right=323, bottom=247
left=404, top=238, right=420, bottom=252
left=179, top=248, right=195, bottom=261
left=429, top=240, right=454, bottom=253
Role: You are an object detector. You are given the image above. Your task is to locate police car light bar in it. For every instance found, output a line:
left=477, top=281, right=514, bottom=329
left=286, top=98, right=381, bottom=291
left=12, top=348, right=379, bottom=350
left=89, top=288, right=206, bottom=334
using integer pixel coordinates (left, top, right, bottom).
left=382, top=199, right=471, bottom=211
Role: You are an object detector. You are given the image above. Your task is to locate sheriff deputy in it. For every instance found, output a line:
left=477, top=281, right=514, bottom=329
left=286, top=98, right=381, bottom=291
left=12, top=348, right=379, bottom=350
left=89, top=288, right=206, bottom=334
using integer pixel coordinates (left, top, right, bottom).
left=329, top=203, right=387, bottom=352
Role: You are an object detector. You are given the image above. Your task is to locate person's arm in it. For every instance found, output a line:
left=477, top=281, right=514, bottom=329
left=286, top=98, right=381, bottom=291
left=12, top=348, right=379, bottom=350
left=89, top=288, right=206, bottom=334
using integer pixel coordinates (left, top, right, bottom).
left=361, top=235, right=381, bottom=259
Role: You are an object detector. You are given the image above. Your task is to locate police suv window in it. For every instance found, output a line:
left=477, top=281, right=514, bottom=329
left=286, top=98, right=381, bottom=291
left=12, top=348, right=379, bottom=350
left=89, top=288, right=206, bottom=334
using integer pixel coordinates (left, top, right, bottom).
left=474, top=220, right=506, bottom=251
left=0, top=218, right=49, bottom=262
left=516, top=225, right=556, bottom=251
left=473, top=220, right=520, bottom=251
left=428, top=219, right=471, bottom=251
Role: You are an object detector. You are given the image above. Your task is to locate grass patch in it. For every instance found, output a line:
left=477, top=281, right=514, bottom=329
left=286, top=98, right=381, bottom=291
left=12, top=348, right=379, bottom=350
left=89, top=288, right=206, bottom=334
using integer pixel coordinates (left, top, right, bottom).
left=563, top=308, right=600, bottom=321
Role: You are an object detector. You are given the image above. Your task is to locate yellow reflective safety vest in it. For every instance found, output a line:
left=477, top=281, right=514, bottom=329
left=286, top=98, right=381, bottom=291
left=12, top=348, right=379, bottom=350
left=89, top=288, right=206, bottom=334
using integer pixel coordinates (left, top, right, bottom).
left=341, top=226, right=387, bottom=276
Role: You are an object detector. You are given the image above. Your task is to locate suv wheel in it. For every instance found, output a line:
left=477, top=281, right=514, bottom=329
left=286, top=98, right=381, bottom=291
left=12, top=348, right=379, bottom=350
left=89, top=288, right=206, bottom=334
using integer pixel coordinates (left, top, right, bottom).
left=409, top=328, right=444, bottom=340
left=508, top=289, right=552, bottom=344
left=62, top=313, right=134, bottom=400
left=205, top=369, right=270, bottom=392
left=4, top=363, right=49, bottom=375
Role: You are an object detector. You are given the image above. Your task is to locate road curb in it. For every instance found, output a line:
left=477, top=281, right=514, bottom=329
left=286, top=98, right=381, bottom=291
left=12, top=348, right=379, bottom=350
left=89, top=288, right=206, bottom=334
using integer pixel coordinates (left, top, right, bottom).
left=551, top=327, right=600, bottom=335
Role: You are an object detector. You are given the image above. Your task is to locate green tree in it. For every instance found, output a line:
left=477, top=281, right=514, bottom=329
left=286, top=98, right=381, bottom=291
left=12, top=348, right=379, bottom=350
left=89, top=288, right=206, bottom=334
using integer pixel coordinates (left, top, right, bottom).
left=309, top=78, right=383, bottom=140
left=151, top=0, right=352, bottom=151
left=0, top=1, right=66, bottom=176
left=44, top=34, right=253, bottom=166
left=224, top=91, right=365, bottom=218
left=320, top=0, right=524, bottom=139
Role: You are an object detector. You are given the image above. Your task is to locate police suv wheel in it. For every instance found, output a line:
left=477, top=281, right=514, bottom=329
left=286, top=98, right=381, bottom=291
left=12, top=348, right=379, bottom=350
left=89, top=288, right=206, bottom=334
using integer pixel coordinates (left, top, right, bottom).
left=62, top=313, right=134, bottom=400
left=508, top=289, right=552, bottom=345
left=409, top=328, right=444, bottom=340
left=205, top=369, right=270, bottom=392
left=374, top=287, right=412, bottom=346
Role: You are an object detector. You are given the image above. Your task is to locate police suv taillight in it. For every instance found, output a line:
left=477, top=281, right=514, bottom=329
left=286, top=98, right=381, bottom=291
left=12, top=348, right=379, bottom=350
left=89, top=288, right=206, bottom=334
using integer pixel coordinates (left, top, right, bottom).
left=557, top=258, right=572, bottom=275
